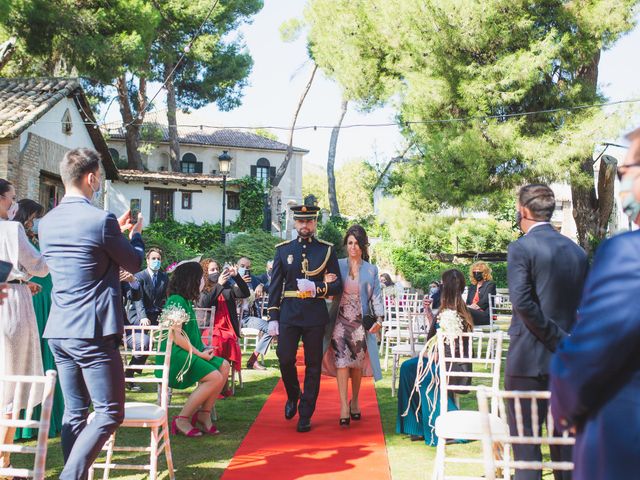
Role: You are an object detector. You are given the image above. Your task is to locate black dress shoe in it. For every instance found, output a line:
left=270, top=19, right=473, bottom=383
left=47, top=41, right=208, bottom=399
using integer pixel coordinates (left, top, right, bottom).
left=126, top=383, right=142, bottom=392
left=285, top=398, right=298, bottom=420
left=297, top=417, right=311, bottom=433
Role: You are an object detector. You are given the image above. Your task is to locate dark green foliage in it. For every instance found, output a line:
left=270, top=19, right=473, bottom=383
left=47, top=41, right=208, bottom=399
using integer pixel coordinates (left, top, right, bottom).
left=207, top=232, right=281, bottom=274
left=317, top=217, right=347, bottom=258
left=144, top=219, right=222, bottom=255
left=236, top=176, right=266, bottom=231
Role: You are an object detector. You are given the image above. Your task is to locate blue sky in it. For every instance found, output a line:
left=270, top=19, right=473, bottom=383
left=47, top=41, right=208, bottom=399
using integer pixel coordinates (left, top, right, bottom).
left=107, top=1, right=640, bottom=169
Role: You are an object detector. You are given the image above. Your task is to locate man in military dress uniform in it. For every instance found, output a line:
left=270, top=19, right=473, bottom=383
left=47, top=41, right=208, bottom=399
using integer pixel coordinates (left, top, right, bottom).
left=267, top=198, right=342, bottom=433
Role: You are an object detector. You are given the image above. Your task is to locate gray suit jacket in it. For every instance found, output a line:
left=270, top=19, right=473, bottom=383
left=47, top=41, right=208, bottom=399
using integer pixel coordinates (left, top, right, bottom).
left=39, top=196, right=144, bottom=339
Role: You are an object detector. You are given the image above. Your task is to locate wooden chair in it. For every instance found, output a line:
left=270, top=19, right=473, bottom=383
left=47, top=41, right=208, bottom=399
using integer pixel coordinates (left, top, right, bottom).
left=432, top=331, right=505, bottom=480
left=0, top=371, right=57, bottom=480
left=477, top=388, right=574, bottom=480
left=88, top=326, right=175, bottom=480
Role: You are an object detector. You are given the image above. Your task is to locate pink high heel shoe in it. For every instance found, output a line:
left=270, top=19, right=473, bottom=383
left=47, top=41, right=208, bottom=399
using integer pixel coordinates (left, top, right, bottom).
left=171, top=416, right=202, bottom=437
left=191, top=410, right=220, bottom=435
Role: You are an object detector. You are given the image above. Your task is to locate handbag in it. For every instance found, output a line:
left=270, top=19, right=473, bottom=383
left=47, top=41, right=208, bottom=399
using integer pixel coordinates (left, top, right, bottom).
left=362, top=299, right=378, bottom=331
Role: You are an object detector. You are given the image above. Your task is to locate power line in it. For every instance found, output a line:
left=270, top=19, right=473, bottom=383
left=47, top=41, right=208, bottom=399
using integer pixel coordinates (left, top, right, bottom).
left=125, top=0, right=220, bottom=128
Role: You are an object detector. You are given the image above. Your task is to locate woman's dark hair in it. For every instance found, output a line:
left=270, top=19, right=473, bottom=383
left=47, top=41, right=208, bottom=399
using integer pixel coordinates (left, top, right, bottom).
left=380, top=273, right=394, bottom=286
left=439, top=269, right=473, bottom=330
left=167, top=262, right=203, bottom=302
left=343, top=224, right=370, bottom=262
left=14, top=199, right=45, bottom=227
left=0, top=178, right=12, bottom=196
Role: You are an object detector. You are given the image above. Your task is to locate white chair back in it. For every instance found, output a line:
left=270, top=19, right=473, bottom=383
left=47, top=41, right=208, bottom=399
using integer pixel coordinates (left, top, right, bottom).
left=122, top=326, right=174, bottom=410
left=437, top=331, right=504, bottom=415
left=488, top=293, right=512, bottom=328
left=0, top=371, right=57, bottom=480
left=477, top=389, right=574, bottom=479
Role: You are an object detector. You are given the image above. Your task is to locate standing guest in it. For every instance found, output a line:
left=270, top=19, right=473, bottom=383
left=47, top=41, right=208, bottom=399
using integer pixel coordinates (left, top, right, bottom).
left=550, top=127, right=640, bottom=480
left=125, top=248, right=168, bottom=390
left=322, top=225, right=383, bottom=426
left=267, top=197, right=342, bottom=433
left=14, top=199, right=65, bottom=440
left=0, top=179, right=49, bottom=471
left=465, top=261, right=496, bottom=326
left=197, top=265, right=249, bottom=391
left=201, top=258, right=220, bottom=276
left=157, top=262, right=230, bottom=437
left=237, top=256, right=273, bottom=370
left=38, top=148, right=145, bottom=480
left=396, top=269, right=473, bottom=445
left=505, top=183, right=588, bottom=480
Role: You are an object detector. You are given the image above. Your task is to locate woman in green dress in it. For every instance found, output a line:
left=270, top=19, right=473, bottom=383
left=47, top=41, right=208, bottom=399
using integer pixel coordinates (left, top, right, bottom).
left=156, top=262, right=230, bottom=437
left=13, top=199, right=64, bottom=439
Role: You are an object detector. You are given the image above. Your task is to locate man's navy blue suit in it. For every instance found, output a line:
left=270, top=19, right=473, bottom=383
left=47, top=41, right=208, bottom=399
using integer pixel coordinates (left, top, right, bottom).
left=551, top=230, right=640, bottom=480
left=39, top=196, right=144, bottom=480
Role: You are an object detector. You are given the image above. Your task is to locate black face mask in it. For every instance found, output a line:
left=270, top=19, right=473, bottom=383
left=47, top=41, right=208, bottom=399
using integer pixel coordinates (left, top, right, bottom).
left=209, top=273, right=224, bottom=286
left=473, top=271, right=484, bottom=282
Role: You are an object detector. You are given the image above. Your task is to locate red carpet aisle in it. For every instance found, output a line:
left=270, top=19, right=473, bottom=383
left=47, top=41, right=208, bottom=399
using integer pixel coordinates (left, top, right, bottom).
left=222, top=352, right=391, bottom=480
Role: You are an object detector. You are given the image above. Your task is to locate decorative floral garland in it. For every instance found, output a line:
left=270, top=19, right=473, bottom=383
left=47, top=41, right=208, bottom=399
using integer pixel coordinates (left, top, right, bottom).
left=157, top=305, right=192, bottom=383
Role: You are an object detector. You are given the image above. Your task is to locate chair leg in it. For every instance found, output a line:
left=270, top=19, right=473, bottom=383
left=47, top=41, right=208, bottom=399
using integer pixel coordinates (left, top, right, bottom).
left=230, top=365, right=236, bottom=395
left=238, top=367, right=243, bottom=389
left=432, top=439, right=446, bottom=480
left=102, top=432, right=116, bottom=480
left=149, top=426, right=159, bottom=480
left=163, top=423, right=175, bottom=480
left=391, top=354, right=398, bottom=398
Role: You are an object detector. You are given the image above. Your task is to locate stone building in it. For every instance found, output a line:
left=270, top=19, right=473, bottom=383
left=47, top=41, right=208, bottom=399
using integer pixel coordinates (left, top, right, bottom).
left=0, top=78, right=117, bottom=209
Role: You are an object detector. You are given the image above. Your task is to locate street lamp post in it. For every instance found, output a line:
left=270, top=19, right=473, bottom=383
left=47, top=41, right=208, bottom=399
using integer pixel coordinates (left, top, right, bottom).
left=218, top=150, right=232, bottom=244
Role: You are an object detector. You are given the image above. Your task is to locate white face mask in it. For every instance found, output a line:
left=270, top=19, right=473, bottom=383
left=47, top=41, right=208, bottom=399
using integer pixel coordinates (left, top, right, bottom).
left=90, top=175, right=102, bottom=204
left=7, top=201, right=18, bottom=220
left=32, top=218, right=40, bottom=234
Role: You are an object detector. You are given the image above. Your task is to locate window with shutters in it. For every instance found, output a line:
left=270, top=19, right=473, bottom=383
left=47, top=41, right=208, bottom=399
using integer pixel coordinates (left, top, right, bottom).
left=227, top=191, right=240, bottom=210
left=251, top=158, right=275, bottom=186
left=180, top=152, right=203, bottom=174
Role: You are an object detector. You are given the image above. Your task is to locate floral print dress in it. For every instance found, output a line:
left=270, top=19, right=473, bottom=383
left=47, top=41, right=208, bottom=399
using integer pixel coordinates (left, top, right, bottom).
left=331, top=275, right=367, bottom=368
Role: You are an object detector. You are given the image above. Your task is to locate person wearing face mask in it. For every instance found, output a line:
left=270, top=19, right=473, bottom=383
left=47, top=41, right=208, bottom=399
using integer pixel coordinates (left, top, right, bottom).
left=0, top=179, right=49, bottom=471
left=155, top=262, right=230, bottom=437
left=465, top=261, right=496, bottom=326
left=13, top=199, right=66, bottom=440
left=550, top=127, right=640, bottom=480
left=197, top=263, right=250, bottom=395
left=505, top=183, right=588, bottom=480
left=37, top=148, right=145, bottom=480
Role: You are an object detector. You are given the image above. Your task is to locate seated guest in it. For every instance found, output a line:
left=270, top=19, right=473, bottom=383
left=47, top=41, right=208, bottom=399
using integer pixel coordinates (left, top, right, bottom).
left=237, top=258, right=274, bottom=371
left=128, top=248, right=168, bottom=326
left=465, top=261, right=496, bottom=326
left=197, top=265, right=250, bottom=386
left=428, top=281, right=441, bottom=310
left=396, top=269, right=473, bottom=445
left=156, top=262, right=230, bottom=436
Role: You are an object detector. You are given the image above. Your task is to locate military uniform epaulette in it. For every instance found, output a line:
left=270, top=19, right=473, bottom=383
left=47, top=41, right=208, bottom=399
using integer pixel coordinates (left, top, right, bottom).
left=275, top=239, right=293, bottom=248
left=316, top=238, right=333, bottom=247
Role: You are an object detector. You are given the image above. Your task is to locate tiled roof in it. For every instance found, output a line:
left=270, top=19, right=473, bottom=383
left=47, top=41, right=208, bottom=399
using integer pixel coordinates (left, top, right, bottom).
left=117, top=169, right=237, bottom=187
left=0, top=78, right=82, bottom=139
left=0, top=77, right=118, bottom=179
left=106, top=123, right=309, bottom=153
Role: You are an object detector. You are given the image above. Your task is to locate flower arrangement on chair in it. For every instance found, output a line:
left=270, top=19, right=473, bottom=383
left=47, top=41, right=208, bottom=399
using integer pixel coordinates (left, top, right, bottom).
left=157, top=305, right=192, bottom=382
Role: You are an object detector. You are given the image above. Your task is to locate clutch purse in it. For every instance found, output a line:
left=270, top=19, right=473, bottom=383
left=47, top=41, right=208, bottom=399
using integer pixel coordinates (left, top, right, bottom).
left=363, top=313, right=376, bottom=331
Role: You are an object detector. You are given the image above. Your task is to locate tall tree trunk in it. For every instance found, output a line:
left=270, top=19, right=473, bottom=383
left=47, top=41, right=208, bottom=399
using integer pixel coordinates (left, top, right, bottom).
left=272, top=64, right=318, bottom=187
left=0, top=37, right=16, bottom=71
left=570, top=50, right=604, bottom=255
left=116, top=75, right=144, bottom=170
left=327, top=99, right=348, bottom=217
left=165, top=61, right=181, bottom=172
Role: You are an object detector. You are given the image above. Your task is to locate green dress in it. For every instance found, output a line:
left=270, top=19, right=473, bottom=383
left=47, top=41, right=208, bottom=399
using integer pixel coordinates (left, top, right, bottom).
left=15, top=243, right=65, bottom=439
left=156, top=295, right=224, bottom=389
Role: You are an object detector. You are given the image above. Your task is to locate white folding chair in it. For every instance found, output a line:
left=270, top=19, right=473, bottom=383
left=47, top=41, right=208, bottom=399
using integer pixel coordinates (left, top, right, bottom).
left=432, top=331, right=505, bottom=480
left=391, top=312, right=431, bottom=397
left=0, top=371, right=57, bottom=480
left=488, top=293, right=512, bottom=330
left=477, top=389, right=574, bottom=480
left=88, top=326, right=175, bottom=480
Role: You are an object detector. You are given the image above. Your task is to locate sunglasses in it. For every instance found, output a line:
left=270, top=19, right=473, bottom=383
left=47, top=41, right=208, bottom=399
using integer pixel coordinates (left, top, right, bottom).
left=616, top=163, right=640, bottom=181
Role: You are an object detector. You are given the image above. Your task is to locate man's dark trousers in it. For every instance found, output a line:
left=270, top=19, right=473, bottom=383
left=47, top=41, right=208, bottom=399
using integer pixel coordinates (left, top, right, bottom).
left=505, top=375, right=572, bottom=480
left=277, top=323, right=325, bottom=420
left=49, top=336, right=125, bottom=480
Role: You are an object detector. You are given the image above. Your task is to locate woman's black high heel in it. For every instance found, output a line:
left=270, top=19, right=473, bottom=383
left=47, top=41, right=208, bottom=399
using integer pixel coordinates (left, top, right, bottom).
left=339, top=417, right=351, bottom=427
left=349, top=401, right=361, bottom=421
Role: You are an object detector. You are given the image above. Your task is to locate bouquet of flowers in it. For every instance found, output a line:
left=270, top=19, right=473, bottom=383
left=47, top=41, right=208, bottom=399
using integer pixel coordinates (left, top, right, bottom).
left=157, top=305, right=192, bottom=382
left=158, top=305, right=190, bottom=329
left=402, top=308, right=465, bottom=425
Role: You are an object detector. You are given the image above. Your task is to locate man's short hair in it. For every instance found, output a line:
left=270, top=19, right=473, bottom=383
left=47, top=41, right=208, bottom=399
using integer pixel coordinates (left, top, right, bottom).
left=147, top=247, right=163, bottom=258
left=518, top=184, right=555, bottom=221
left=60, top=148, right=101, bottom=187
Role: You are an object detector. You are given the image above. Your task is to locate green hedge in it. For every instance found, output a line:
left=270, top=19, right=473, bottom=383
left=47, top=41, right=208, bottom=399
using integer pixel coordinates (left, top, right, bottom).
left=373, top=242, right=507, bottom=290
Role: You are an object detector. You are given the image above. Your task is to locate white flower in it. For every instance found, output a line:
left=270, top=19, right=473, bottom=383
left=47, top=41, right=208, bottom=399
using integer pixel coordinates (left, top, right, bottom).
left=437, top=309, right=464, bottom=344
left=158, top=305, right=190, bottom=328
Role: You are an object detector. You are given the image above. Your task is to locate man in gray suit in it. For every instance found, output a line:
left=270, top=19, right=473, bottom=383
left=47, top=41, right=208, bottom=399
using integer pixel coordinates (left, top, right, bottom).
left=39, top=148, right=144, bottom=480
left=506, top=184, right=588, bottom=480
